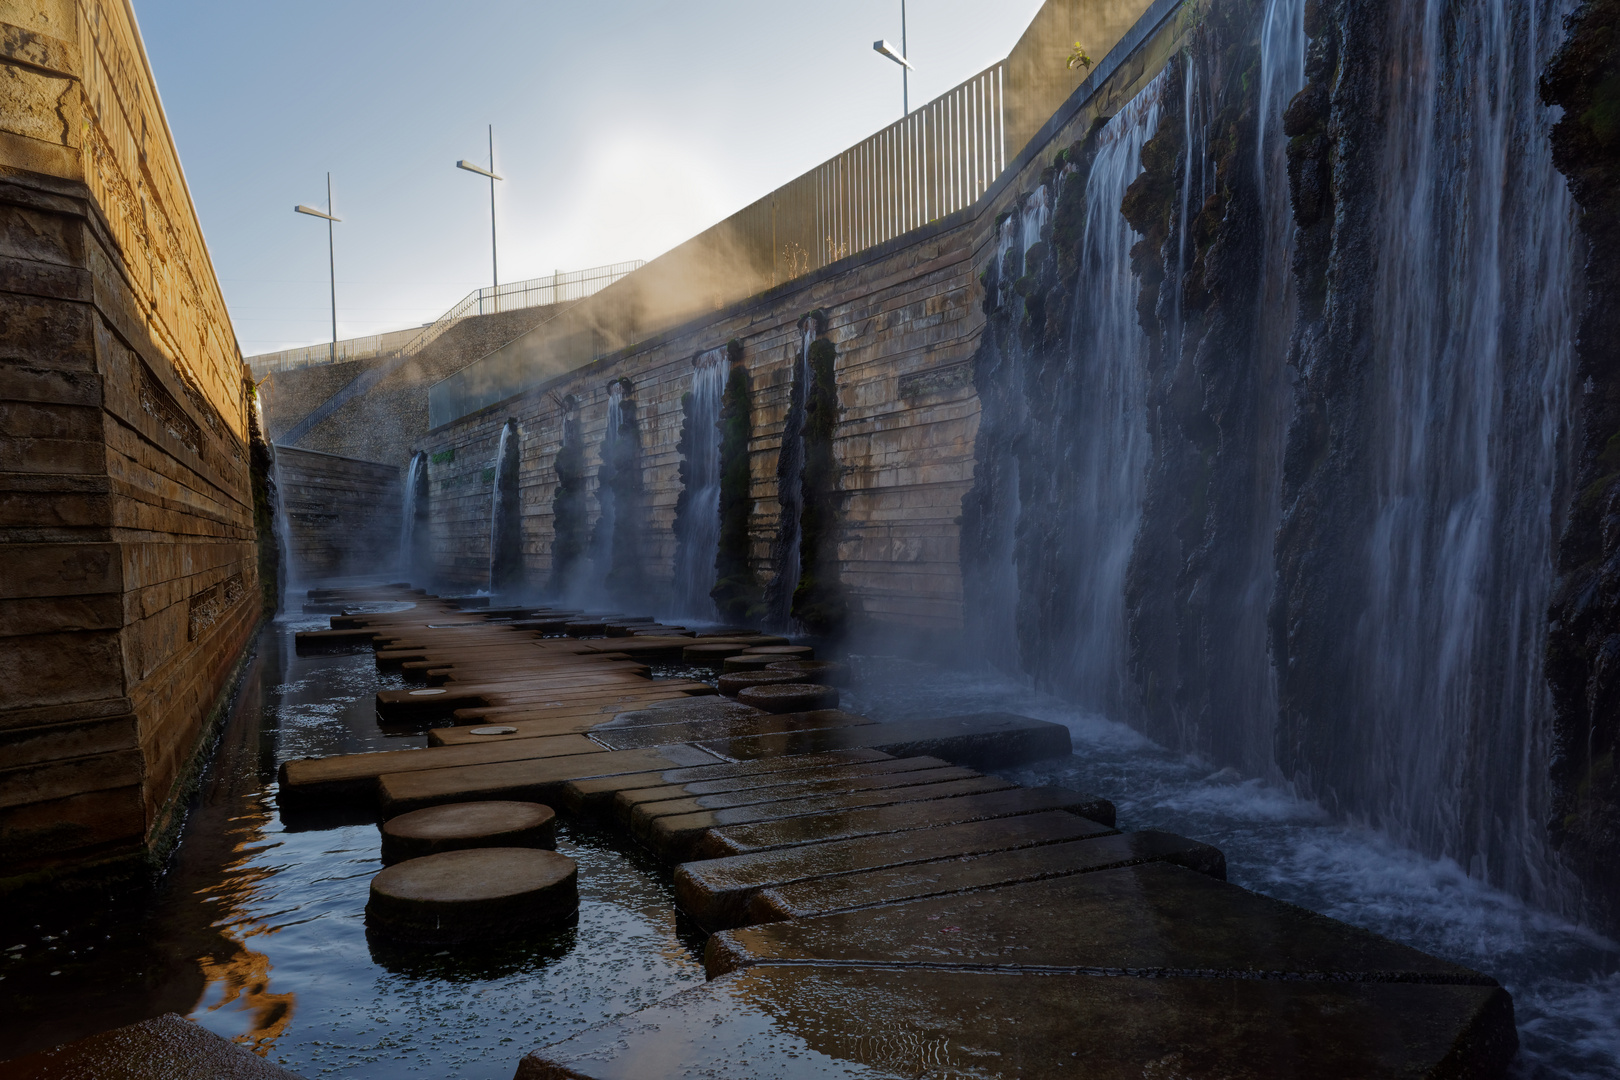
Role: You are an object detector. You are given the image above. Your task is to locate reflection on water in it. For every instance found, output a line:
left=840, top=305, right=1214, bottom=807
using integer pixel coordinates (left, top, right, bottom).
left=0, top=614, right=706, bottom=1077
left=842, top=656, right=1620, bottom=1080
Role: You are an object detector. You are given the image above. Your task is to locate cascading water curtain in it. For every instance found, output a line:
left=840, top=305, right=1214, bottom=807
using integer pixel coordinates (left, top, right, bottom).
left=399, top=451, right=427, bottom=582
left=1359, top=0, right=1579, bottom=898
left=673, top=348, right=727, bottom=621
left=1275, top=0, right=1581, bottom=906
left=488, top=419, right=522, bottom=595
left=1047, top=85, right=1163, bottom=715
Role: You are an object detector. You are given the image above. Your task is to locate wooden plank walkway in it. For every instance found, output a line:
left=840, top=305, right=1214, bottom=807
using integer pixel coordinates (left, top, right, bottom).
left=282, top=587, right=1517, bottom=1079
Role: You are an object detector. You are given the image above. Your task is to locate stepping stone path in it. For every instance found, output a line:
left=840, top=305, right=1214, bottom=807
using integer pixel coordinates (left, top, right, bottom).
left=716, top=670, right=802, bottom=696
left=380, top=800, right=556, bottom=864
left=279, top=585, right=1516, bottom=1078
left=368, top=846, right=578, bottom=944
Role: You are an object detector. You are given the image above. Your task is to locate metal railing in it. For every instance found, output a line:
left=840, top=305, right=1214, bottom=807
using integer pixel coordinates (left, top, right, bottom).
left=245, top=260, right=644, bottom=377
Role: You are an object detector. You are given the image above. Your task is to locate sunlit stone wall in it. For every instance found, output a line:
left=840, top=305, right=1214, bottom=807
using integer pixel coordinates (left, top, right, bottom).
left=0, top=0, right=257, bottom=878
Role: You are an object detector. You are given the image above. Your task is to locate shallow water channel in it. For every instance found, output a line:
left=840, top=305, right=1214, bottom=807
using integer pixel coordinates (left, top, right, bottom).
left=1, top=614, right=1617, bottom=1078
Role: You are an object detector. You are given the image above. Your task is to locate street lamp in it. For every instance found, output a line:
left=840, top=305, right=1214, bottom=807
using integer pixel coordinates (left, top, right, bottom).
left=294, top=173, right=341, bottom=365
left=457, top=125, right=503, bottom=307
left=873, top=0, right=913, bottom=116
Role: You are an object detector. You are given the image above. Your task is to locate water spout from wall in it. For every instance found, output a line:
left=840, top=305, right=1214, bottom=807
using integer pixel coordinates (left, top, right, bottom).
left=399, top=451, right=429, bottom=585
left=489, top=419, right=523, bottom=596
left=673, top=348, right=727, bottom=622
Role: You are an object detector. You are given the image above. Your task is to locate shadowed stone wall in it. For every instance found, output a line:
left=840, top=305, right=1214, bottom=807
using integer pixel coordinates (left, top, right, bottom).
left=0, top=0, right=258, bottom=879
left=273, top=446, right=401, bottom=581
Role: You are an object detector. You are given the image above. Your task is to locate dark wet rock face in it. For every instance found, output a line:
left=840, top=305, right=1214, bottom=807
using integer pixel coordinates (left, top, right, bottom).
left=1541, top=0, right=1620, bottom=934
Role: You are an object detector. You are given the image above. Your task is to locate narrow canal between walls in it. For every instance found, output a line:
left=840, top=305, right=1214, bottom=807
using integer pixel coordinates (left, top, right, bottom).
left=1, top=607, right=1618, bottom=1078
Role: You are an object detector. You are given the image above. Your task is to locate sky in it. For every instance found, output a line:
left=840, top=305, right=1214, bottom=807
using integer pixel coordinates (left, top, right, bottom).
left=135, top=0, right=1047, bottom=358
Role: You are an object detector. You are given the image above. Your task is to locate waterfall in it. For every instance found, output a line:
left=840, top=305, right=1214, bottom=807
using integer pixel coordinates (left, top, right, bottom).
left=672, top=348, right=727, bottom=621
left=399, top=451, right=428, bottom=584
left=1046, top=89, right=1161, bottom=713
left=767, top=322, right=816, bottom=627
left=488, top=419, right=522, bottom=595
left=253, top=394, right=293, bottom=610
left=1327, top=0, right=1579, bottom=897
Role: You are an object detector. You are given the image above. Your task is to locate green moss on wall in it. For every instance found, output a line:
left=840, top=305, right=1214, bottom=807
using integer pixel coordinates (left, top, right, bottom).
left=549, top=397, right=587, bottom=595
left=791, top=335, right=849, bottom=637
left=711, top=342, right=762, bottom=623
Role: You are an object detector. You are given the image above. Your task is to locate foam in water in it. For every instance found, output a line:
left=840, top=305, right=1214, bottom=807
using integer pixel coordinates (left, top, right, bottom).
left=672, top=348, right=727, bottom=621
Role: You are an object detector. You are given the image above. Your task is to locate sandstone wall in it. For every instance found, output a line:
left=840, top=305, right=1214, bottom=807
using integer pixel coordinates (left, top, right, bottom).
left=273, top=446, right=401, bottom=582
left=417, top=0, right=1178, bottom=631
left=0, top=0, right=257, bottom=879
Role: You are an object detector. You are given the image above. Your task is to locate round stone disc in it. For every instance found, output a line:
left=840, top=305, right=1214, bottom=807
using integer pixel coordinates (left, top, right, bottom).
left=469, top=725, right=519, bottom=736
left=381, top=799, right=557, bottom=864
left=681, top=642, right=751, bottom=666
left=717, top=670, right=803, bottom=698
left=741, top=644, right=816, bottom=661
left=736, top=682, right=840, bottom=714
left=766, top=659, right=849, bottom=686
left=367, top=847, right=577, bottom=943
left=721, top=653, right=784, bottom=674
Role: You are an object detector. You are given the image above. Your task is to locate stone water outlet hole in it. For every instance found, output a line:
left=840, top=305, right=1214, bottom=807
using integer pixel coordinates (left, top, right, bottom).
left=1, top=610, right=1617, bottom=1079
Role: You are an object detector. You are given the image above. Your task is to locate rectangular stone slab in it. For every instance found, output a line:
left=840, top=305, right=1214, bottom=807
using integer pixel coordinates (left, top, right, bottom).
left=589, top=709, right=876, bottom=751
left=674, top=810, right=1116, bottom=930
left=744, top=829, right=1227, bottom=926
left=709, top=862, right=1494, bottom=985
left=640, top=776, right=1019, bottom=860
left=511, top=966, right=1517, bottom=1080
left=690, top=785, right=1115, bottom=860
left=375, top=744, right=722, bottom=816
left=613, top=755, right=955, bottom=821
left=557, top=749, right=896, bottom=813
left=277, top=734, right=609, bottom=806
left=696, top=711, right=1071, bottom=770
left=626, top=764, right=985, bottom=824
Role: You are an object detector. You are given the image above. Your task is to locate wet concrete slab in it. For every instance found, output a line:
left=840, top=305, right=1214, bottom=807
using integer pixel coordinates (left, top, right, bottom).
left=589, top=709, right=876, bottom=751
left=557, top=749, right=897, bottom=813
left=512, top=965, right=1516, bottom=1080
left=375, top=744, right=722, bottom=816
left=640, top=776, right=1021, bottom=859
left=745, top=828, right=1226, bottom=924
left=0, top=1012, right=306, bottom=1079
left=277, top=734, right=612, bottom=805
left=696, top=711, right=1071, bottom=770
left=673, top=810, right=1116, bottom=930
left=690, top=784, right=1115, bottom=859
left=613, top=755, right=957, bottom=821
left=710, top=862, right=1491, bottom=983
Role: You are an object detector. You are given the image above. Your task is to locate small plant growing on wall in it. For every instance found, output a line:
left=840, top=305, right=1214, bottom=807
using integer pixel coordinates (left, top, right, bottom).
left=711, top=340, right=763, bottom=623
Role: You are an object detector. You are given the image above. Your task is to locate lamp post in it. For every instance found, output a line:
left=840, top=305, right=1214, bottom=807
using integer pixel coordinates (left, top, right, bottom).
left=293, top=174, right=341, bottom=365
left=457, top=126, right=503, bottom=310
left=873, top=0, right=913, bottom=116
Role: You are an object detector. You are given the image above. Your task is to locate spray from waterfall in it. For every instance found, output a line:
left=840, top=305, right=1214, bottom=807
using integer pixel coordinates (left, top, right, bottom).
left=673, top=348, right=727, bottom=621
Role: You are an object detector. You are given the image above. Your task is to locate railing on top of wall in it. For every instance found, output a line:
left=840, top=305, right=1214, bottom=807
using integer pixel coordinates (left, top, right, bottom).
left=428, top=0, right=1155, bottom=427
left=428, top=64, right=1010, bottom=428
left=246, top=261, right=645, bottom=377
